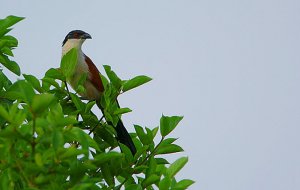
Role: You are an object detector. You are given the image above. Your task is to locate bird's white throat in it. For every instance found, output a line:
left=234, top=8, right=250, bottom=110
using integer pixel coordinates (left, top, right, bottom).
left=62, top=39, right=85, bottom=55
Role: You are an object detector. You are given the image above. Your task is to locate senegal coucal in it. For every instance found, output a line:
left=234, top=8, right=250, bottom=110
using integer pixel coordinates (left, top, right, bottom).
left=61, top=30, right=136, bottom=155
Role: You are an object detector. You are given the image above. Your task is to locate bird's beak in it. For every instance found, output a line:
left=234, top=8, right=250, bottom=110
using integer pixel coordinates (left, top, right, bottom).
left=82, top=33, right=92, bottom=39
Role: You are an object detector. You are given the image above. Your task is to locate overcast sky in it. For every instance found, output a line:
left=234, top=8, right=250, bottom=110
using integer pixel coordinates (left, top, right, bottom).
left=1, top=1, right=300, bottom=189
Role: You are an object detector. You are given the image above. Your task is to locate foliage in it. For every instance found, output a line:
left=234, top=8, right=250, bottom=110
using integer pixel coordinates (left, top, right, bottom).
left=0, top=15, right=194, bottom=190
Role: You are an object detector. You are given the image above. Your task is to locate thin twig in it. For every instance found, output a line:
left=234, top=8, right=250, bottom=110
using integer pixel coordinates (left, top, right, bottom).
left=88, top=115, right=104, bottom=135
left=63, top=81, right=73, bottom=100
left=138, top=137, right=164, bottom=166
left=64, top=81, right=70, bottom=94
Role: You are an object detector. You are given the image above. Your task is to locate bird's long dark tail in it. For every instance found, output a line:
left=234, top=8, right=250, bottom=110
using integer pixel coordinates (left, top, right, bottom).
left=96, top=101, right=136, bottom=155
left=115, top=119, right=137, bottom=155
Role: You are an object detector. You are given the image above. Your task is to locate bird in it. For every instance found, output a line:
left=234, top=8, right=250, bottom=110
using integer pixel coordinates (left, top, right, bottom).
left=61, top=30, right=136, bottom=155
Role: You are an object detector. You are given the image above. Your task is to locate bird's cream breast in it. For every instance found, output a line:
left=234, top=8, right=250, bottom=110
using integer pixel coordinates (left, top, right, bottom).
left=62, top=38, right=101, bottom=100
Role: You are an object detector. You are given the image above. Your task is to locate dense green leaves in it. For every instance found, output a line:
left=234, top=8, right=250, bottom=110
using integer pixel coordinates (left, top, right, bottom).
left=0, top=103, right=26, bottom=126
left=0, top=15, right=23, bottom=76
left=0, top=15, right=193, bottom=190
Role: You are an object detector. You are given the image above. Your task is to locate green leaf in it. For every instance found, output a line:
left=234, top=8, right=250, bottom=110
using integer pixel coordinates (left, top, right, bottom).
left=125, top=184, right=143, bottom=190
left=160, top=138, right=178, bottom=146
left=60, top=48, right=78, bottom=79
left=1, top=46, right=13, bottom=56
left=0, top=35, right=18, bottom=47
left=18, top=123, right=32, bottom=137
left=133, top=145, right=149, bottom=161
left=69, top=162, right=87, bottom=186
left=68, top=127, right=100, bottom=152
left=103, top=65, right=122, bottom=89
left=0, top=15, right=24, bottom=32
left=160, top=115, right=183, bottom=137
left=152, top=126, right=159, bottom=138
left=156, top=144, right=183, bottom=155
left=0, top=54, right=20, bottom=76
left=75, top=72, right=87, bottom=95
left=166, top=157, right=188, bottom=178
left=155, top=157, right=169, bottom=165
left=0, top=103, right=25, bottom=126
left=133, top=165, right=148, bottom=174
left=70, top=93, right=85, bottom=112
left=45, top=68, right=65, bottom=81
left=119, top=143, right=134, bottom=163
left=34, top=153, right=43, bottom=167
left=94, top=126, right=117, bottom=148
left=146, top=156, right=157, bottom=177
left=101, top=163, right=115, bottom=186
left=0, top=69, right=12, bottom=89
left=0, top=28, right=11, bottom=38
left=31, top=93, right=55, bottom=114
left=134, top=125, right=151, bottom=145
left=159, top=177, right=171, bottom=190
left=93, top=152, right=123, bottom=165
left=122, top=75, right=152, bottom=92
left=113, top=107, right=132, bottom=115
left=59, top=147, right=85, bottom=160
left=42, top=77, right=60, bottom=89
left=100, top=73, right=109, bottom=90
left=84, top=101, right=96, bottom=113
left=0, top=105, right=10, bottom=121
left=23, top=74, right=43, bottom=92
left=81, top=112, right=98, bottom=127
left=145, top=127, right=154, bottom=143
left=6, top=80, right=35, bottom=103
left=173, top=179, right=195, bottom=190
left=142, top=174, right=160, bottom=188
left=52, top=130, right=64, bottom=150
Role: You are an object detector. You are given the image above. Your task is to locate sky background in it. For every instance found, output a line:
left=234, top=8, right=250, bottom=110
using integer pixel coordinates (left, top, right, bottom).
left=1, top=1, right=300, bottom=189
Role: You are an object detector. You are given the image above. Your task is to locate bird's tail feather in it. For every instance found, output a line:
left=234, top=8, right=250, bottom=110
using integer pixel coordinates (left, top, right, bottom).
left=115, top=119, right=137, bottom=155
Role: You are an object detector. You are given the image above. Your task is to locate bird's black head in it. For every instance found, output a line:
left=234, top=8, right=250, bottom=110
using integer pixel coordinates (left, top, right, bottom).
left=62, top=30, right=92, bottom=46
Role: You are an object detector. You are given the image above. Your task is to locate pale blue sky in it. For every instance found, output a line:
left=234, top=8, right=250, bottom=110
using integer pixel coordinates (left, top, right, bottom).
left=1, top=1, right=300, bottom=189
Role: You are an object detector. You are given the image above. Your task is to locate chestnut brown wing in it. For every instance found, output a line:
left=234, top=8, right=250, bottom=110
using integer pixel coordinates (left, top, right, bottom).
left=84, top=54, right=104, bottom=93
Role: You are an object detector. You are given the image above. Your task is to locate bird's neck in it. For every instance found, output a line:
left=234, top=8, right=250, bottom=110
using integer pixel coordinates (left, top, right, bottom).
left=62, top=39, right=84, bottom=55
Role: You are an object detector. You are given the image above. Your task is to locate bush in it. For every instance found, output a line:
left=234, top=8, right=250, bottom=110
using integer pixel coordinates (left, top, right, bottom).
left=0, top=15, right=194, bottom=190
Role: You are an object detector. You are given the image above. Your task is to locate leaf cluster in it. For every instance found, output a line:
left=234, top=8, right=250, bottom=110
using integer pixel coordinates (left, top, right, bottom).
left=0, top=16, right=194, bottom=190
